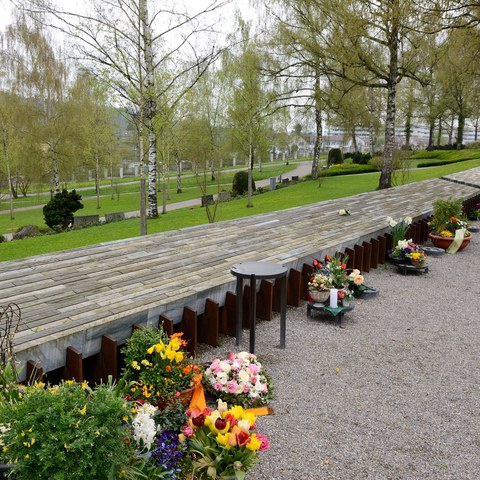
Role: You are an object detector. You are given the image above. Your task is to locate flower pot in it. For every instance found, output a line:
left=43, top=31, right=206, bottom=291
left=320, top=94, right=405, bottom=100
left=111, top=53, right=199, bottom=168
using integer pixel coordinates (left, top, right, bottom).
left=410, top=258, right=426, bottom=268
left=309, top=289, right=330, bottom=303
left=156, top=384, right=196, bottom=411
left=428, top=233, right=472, bottom=251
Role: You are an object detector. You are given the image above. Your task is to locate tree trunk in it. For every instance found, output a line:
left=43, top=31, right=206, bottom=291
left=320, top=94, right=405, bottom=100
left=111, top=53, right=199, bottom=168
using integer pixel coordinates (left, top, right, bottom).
left=140, top=0, right=158, bottom=218
left=2, top=134, right=14, bottom=220
left=352, top=126, right=358, bottom=152
left=247, top=124, right=253, bottom=208
left=311, top=75, right=323, bottom=179
left=95, top=153, right=101, bottom=209
left=437, top=117, right=443, bottom=146
left=139, top=130, right=147, bottom=236
left=448, top=113, right=454, bottom=144
left=456, top=108, right=465, bottom=150
left=475, top=118, right=479, bottom=142
left=405, top=113, right=411, bottom=149
left=428, top=120, right=435, bottom=149
left=378, top=27, right=398, bottom=190
left=52, top=154, right=60, bottom=194
left=175, top=150, right=182, bottom=193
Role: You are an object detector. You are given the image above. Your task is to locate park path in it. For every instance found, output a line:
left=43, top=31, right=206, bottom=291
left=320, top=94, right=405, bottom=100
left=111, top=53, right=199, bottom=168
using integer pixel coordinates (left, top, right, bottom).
left=1, top=162, right=312, bottom=238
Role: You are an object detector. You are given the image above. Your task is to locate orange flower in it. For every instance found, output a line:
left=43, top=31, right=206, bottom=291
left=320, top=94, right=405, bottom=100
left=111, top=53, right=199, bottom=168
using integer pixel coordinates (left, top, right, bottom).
left=341, top=264, right=346, bottom=270
left=183, top=365, right=192, bottom=375
left=165, top=365, right=172, bottom=372
left=325, top=254, right=331, bottom=261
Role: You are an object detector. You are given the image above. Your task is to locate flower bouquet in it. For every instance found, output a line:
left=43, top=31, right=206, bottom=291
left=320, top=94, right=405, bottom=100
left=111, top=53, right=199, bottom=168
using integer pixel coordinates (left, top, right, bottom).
left=389, top=239, right=425, bottom=263
left=308, top=272, right=332, bottom=302
left=405, top=250, right=427, bottom=267
left=184, top=399, right=270, bottom=480
left=387, top=216, right=412, bottom=245
left=203, top=352, right=273, bottom=408
left=429, top=198, right=471, bottom=237
left=121, top=328, right=197, bottom=408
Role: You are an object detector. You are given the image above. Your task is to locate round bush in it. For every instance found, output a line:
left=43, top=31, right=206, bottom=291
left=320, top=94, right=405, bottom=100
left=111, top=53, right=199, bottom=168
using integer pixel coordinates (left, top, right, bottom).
left=327, top=148, right=344, bottom=167
left=43, top=189, right=83, bottom=231
left=232, top=171, right=256, bottom=196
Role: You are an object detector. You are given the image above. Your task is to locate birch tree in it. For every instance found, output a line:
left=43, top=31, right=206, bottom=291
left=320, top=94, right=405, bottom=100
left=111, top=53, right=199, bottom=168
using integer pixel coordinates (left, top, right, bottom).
left=18, top=0, right=231, bottom=219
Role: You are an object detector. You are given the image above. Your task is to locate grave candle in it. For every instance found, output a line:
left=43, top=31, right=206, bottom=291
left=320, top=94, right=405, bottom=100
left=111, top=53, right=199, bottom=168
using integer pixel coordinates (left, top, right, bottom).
left=329, top=288, right=338, bottom=308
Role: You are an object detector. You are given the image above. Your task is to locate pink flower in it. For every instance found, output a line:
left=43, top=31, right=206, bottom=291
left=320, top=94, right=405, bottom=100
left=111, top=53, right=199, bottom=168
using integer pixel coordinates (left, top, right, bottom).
left=248, top=364, right=260, bottom=375
left=213, top=382, right=223, bottom=391
left=243, top=384, right=251, bottom=393
left=227, top=381, right=239, bottom=393
left=228, top=352, right=236, bottom=361
left=183, top=425, right=194, bottom=438
left=256, top=433, right=270, bottom=451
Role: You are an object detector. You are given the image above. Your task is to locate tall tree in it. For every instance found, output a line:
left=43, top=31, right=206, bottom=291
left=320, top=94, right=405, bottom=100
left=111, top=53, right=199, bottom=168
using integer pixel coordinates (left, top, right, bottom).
left=19, top=0, right=231, bottom=220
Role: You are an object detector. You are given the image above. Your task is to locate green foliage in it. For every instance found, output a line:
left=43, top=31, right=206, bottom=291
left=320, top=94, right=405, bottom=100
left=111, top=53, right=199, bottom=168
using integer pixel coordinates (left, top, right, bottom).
left=350, top=152, right=371, bottom=164
left=121, top=327, right=169, bottom=373
left=42, top=189, right=83, bottom=231
left=0, top=235, right=5, bottom=243
left=0, top=381, right=133, bottom=479
left=320, top=164, right=378, bottom=176
left=327, top=148, right=344, bottom=167
left=430, top=197, right=465, bottom=234
left=232, top=171, right=256, bottom=196
left=417, top=157, right=473, bottom=168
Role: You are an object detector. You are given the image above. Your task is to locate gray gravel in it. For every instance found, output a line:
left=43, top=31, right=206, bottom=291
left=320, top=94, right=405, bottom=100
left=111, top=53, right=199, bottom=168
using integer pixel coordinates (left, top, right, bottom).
left=197, top=221, right=480, bottom=480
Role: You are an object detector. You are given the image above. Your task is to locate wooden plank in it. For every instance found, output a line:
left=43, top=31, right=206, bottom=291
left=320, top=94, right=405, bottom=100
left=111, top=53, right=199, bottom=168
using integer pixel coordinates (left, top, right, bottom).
left=378, top=235, right=387, bottom=264
left=219, top=291, right=236, bottom=337
left=345, top=248, right=355, bottom=270
left=301, top=264, right=314, bottom=300
left=362, top=241, right=372, bottom=273
left=287, top=268, right=301, bottom=307
left=257, top=280, right=273, bottom=321
left=370, top=238, right=379, bottom=269
left=65, top=346, right=83, bottom=382
left=198, top=298, right=219, bottom=347
left=353, top=244, right=364, bottom=271
left=181, top=307, right=197, bottom=355
left=100, top=335, right=118, bottom=381
left=159, top=315, right=174, bottom=336
left=26, top=360, right=43, bottom=383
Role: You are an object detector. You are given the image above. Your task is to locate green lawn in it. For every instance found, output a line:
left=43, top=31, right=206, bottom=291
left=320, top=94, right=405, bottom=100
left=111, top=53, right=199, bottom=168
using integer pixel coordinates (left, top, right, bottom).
left=2, top=152, right=480, bottom=261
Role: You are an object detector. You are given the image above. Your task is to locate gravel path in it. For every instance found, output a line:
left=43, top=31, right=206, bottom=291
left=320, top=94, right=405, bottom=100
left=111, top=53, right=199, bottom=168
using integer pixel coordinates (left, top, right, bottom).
left=197, top=224, right=480, bottom=480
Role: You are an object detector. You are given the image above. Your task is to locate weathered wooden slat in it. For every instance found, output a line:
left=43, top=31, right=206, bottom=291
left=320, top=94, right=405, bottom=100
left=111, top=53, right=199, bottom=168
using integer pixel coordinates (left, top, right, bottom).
left=257, top=280, right=273, bottom=321
left=345, top=248, right=355, bottom=269
left=159, top=315, right=174, bottom=336
left=287, top=268, right=301, bottom=307
left=26, top=360, right=43, bottom=383
left=353, top=244, right=364, bottom=271
left=362, top=241, right=372, bottom=273
left=301, top=264, right=314, bottom=300
left=65, top=346, right=83, bottom=382
left=181, top=307, right=197, bottom=355
left=198, top=299, right=219, bottom=347
left=219, top=291, right=236, bottom=337
left=370, top=238, right=379, bottom=269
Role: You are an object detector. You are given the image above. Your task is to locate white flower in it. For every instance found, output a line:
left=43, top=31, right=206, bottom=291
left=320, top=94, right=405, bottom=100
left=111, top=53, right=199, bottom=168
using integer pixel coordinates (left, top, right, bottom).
left=238, top=419, right=251, bottom=433
left=217, top=399, right=228, bottom=413
left=216, top=371, right=228, bottom=384
left=404, top=216, right=412, bottom=225
left=218, top=361, right=231, bottom=373
left=387, top=215, right=397, bottom=227
left=132, top=404, right=157, bottom=451
left=237, top=351, right=252, bottom=361
left=238, top=369, right=250, bottom=384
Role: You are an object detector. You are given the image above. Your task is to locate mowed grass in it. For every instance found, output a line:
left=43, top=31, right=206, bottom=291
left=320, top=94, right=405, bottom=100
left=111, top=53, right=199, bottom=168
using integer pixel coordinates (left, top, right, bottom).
left=2, top=153, right=480, bottom=261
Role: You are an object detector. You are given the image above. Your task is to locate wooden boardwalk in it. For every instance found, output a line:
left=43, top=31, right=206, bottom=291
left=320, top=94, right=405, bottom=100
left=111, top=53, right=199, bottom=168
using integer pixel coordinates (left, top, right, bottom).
left=1, top=170, right=480, bottom=375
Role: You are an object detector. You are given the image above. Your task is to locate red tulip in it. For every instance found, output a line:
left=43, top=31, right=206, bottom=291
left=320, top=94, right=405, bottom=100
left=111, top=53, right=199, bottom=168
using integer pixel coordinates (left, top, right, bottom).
left=192, top=413, right=205, bottom=427
left=215, top=417, right=228, bottom=430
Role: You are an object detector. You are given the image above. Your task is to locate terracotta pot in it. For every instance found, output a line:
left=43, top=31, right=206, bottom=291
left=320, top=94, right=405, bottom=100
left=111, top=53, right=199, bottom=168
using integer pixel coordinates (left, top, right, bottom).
left=156, top=383, right=196, bottom=411
left=428, top=233, right=472, bottom=251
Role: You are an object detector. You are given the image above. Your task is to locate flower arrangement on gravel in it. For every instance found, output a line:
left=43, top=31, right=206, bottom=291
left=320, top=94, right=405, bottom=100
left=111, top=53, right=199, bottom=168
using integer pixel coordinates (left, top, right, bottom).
left=315, top=254, right=348, bottom=289
left=184, top=399, right=270, bottom=480
left=389, top=239, right=425, bottom=261
left=203, top=352, right=273, bottom=408
left=406, top=250, right=427, bottom=263
left=308, top=272, right=332, bottom=292
left=430, top=198, right=471, bottom=237
left=121, top=328, right=197, bottom=405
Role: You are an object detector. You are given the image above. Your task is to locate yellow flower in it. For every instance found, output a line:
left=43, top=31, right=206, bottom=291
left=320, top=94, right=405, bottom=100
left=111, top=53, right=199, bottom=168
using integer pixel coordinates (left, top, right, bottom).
left=123, top=415, right=129, bottom=422
left=30, top=438, right=35, bottom=445
left=174, top=352, right=184, bottom=363
left=131, top=361, right=140, bottom=370
left=81, top=381, right=89, bottom=390
left=216, top=433, right=231, bottom=449
left=65, top=380, right=74, bottom=385
left=246, top=433, right=262, bottom=451
left=155, top=342, right=165, bottom=353
left=75, top=420, right=81, bottom=428
left=25, top=454, right=29, bottom=459
left=95, top=431, right=100, bottom=436
left=79, top=405, right=87, bottom=416
left=146, top=346, right=154, bottom=355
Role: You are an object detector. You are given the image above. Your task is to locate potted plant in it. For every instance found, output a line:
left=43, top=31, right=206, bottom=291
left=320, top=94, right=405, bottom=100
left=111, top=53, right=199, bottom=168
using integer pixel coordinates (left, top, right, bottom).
left=121, top=328, right=198, bottom=409
left=308, top=272, right=332, bottom=302
left=203, top=351, right=273, bottom=408
left=428, top=198, right=472, bottom=250
left=386, top=216, right=412, bottom=246
left=405, top=250, right=428, bottom=267
left=389, top=239, right=425, bottom=263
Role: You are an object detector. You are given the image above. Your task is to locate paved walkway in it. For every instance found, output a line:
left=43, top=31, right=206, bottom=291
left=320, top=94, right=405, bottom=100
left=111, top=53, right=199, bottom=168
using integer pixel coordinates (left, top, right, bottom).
left=1, top=169, right=480, bottom=375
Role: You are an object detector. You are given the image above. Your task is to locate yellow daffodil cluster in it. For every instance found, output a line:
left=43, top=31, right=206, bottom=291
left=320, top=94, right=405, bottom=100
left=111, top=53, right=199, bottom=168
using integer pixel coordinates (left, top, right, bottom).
left=146, top=336, right=185, bottom=364
left=440, top=230, right=454, bottom=237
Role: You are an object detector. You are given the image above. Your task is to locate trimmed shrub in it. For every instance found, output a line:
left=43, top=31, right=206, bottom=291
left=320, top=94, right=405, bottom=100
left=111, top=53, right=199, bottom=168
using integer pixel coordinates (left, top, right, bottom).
left=232, top=171, right=256, bottom=196
left=351, top=152, right=371, bottom=165
left=327, top=148, right=343, bottom=167
left=43, top=189, right=84, bottom=231
left=417, top=157, right=473, bottom=168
